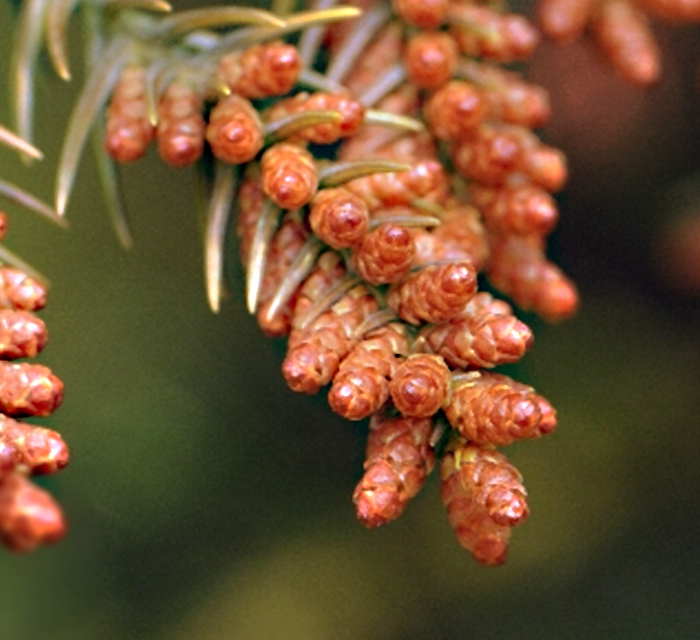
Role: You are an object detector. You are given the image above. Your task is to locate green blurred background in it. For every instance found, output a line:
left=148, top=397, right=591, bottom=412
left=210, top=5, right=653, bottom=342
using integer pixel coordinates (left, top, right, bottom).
left=2, top=3, right=700, bottom=639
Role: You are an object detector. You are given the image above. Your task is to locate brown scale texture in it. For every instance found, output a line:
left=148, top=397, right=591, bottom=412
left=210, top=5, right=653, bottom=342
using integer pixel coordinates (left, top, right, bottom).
left=104, top=65, right=154, bottom=163
left=345, top=23, right=404, bottom=96
left=423, top=81, right=487, bottom=142
left=345, top=158, right=450, bottom=211
left=0, top=414, right=69, bottom=477
left=353, top=222, right=416, bottom=285
left=389, top=353, right=451, bottom=418
left=156, top=81, right=205, bottom=167
left=309, top=188, right=369, bottom=250
left=283, top=283, right=379, bottom=394
left=236, top=173, right=266, bottom=264
left=216, top=41, right=301, bottom=98
left=0, top=362, right=64, bottom=418
left=471, top=183, right=559, bottom=236
left=444, top=371, right=556, bottom=445
left=393, top=0, right=449, bottom=28
left=593, top=0, right=661, bottom=86
left=265, top=92, right=365, bottom=145
left=0, top=310, right=47, bottom=360
left=423, top=292, right=534, bottom=369
left=0, top=269, right=46, bottom=312
left=387, top=262, right=478, bottom=325
left=440, top=439, right=528, bottom=566
left=487, top=234, right=579, bottom=321
left=328, top=323, right=409, bottom=420
left=0, top=473, right=66, bottom=552
left=353, top=414, right=435, bottom=528
left=206, top=95, right=264, bottom=165
left=449, top=6, right=540, bottom=62
left=261, top=144, right=319, bottom=210
left=256, top=216, right=309, bottom=337
left=403, top=31, right=459, bottom=90
left=537, top=0, right=595, bottom=41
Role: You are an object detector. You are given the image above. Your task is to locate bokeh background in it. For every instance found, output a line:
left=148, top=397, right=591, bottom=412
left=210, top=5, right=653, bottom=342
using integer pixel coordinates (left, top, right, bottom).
left=2, top=3, right=700, bottom=639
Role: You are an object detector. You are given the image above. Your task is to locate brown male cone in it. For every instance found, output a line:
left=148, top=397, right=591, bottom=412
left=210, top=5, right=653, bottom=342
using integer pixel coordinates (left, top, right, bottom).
left=440, top=437, right=529, bottom=566
left=354, top=413, right=435, bottom=528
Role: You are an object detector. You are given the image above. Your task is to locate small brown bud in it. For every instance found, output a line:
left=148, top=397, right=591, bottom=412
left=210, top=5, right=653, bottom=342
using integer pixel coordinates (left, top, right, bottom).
left=388, top=262, right=478, bottom=325
left=0, top=310, right=48, bottom=360
left=261, top=144, right=319, bottom=210
left=353, top=414, right=435, bottom=528
left=389, top=354, right=451, bottom=418
left=0, top=473, right=66, bottom=552
left=444, top=371, right=555, bottom=445
left=156, top=81, right=205, bottom=167
left=206, top=95, right=264, bottom=165
left=440, top=439, right=528, bottom=565
left=404, top=32, right=458, bottom=90
left=217, top=41, right=301, bottom=98
left=309, top=188, right=369, bottom=249
left=0, top=362, right=64, bottom=417
left=353, top=223, right=416, bottom=285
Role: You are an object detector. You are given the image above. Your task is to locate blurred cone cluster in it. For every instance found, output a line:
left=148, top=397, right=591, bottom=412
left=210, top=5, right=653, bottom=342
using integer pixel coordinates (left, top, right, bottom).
left=11, top=0, right=597, bottom=563
left=0, top=212, right=68, bottom=552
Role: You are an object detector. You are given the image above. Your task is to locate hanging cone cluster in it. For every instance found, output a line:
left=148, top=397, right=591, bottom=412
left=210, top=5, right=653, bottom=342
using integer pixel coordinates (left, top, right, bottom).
left=0, top=213, right=68, bottom=552
left=19, top=0, right=584, bottom=563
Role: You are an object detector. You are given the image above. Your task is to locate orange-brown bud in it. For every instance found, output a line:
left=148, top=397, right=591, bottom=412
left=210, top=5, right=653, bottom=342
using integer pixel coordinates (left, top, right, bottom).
left=156, top=81, right=205, bottom=167
left=353, top=223, right=416, bottom=285
left=472, top=184, right=559, bottom=235
left=206, top=95, right=264, bottom=165
left=444, top=371, right=556, bottom=445
left=0, top=414, right=69, bottom=476
left=309, top=188, right=369, bottom=249
left=329, top=323, right=409, bottom=420
left=216, top=41, right=301, bottom=98
left=266, top=92, right=365, bottom=145
left=404, top=32, right=458, bottom=90
left=353, top=414, right=435, bottom=528
left=423, top=81, right=487, bottom=142
left=440, top=438, right=528, bottom=565
left=0, top=362, right=63, bottom=417
left=389, top=354, right=451, bottom=418
left=0, top=473, right=66, bottom=552
left=0, top=310, right=47, bottom=360
left=593, top=0, right=661, bottom=86
left=104, top=65, right=154, bottom=163
left=0, top=269, right=47, bottom=312
left=423, top=292, right=534, bottom=369
left=388, top=262, right=477, bottom=325
left=261, top=144, right=319, bottom=209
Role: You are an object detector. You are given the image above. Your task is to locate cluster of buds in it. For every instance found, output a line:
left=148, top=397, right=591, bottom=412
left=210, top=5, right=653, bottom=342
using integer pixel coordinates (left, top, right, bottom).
left=35, top=0, right=581, bottom=563
left=0, top=212, right=68, bottom=552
